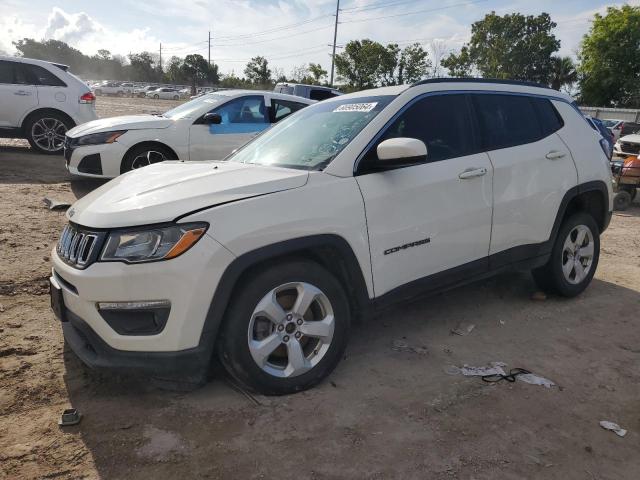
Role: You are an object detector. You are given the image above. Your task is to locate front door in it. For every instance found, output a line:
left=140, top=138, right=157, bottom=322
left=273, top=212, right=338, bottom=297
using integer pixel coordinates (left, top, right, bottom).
left=0, top=60, right=38, bottom=128
left=356, top=94, right=494, bottom=296
left=189, top=95, right=269, bottom=161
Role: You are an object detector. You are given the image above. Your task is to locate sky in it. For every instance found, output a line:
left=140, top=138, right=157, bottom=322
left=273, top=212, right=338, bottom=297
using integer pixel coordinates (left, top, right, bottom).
left=1, top=0, right=639, bottom=77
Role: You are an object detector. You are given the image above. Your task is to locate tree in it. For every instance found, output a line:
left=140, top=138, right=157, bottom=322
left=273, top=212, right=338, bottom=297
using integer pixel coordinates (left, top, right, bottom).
left=441, top=12, right=560, bottom=83
left=549, top=56, right=577, bottom=92
left=334, top=39, right=391, bottom=89
left=398, top=43, right=430, bottom=84
left=244, top=56, right=272, bottom=85
left=578, top=5, right=640, bottom=107
left=308, top=63, right=327, bottom=84
left=166, top=56, right=184, bottom=84
left=96, top=49, right=111, bottom=61
left=128, top=51, right=157, bottom=82
left=181, top=54, right=210, bottom=93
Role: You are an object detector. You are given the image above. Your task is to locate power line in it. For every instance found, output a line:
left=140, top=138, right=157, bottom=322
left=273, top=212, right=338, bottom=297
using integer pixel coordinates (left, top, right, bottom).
left=212, top=24, right=333, bottom=47
left=341, top=0, right=488, bottom=24
left=341, top=0, right=425, bottom=13
left=213, top=14, right=332, bottom=41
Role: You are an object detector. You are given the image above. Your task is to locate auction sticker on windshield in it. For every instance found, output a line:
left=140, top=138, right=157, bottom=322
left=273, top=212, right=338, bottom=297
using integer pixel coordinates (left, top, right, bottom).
left=334, top=102, right=378, bottom=113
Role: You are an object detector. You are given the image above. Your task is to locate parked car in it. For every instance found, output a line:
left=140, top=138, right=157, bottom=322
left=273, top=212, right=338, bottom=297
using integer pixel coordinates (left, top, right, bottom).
left=602, top=119, right=640, bottom=142
left=179, top=88, right=191, bottom=99
left=586, top=116, right=614, bottom=159
left=610, top=155, right=639, bottom=209
left=64, top=90, right=314, bottom=177
left=134, top=85, right=158, bottom=97
left=274, top=82, right=342, bottom=101
left=0, top=56, right=97, bottom=153
left=614, top=132, right=640, bottom=157
left=146, top=87, right=182, bottom=100
left=51, top=79, right=612, bottom=394
left=93, top=82, right=128, bottom=96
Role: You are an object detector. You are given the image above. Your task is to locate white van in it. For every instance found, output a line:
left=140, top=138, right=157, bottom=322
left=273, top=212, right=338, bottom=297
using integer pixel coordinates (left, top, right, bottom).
left=274, top=83, right=342, bottom=101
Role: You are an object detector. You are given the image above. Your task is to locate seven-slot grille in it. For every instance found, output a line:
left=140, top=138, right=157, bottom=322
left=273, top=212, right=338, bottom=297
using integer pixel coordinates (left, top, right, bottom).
left=57, top=224, right=100, bottom=268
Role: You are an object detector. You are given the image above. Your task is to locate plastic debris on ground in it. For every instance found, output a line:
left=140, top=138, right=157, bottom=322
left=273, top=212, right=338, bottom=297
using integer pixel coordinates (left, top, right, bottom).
left=517, top=373, right=556, bottom=388
left=391, top=339, right=428, bottom=355
left=460, top=362, right=507, bottom=377
left=599, top=421, right=627, bottom=437
left=43, top=197, right=71, bottom=211
left=451, top=322, right=476, bottom=336
left=530, top=291, right=547, bottom=301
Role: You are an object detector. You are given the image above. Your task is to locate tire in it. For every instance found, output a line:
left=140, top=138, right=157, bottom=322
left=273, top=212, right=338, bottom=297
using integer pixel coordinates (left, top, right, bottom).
left=24, top=111, right=74, bottom=154
left=121, top=143, right=176, bottom=173
left=620, top=186, right=637, bottom=202
left=614, top=191, right=632, bottom=211
left=218, top=259, right=351, bottom=395
left=173, top=95, right=179, bottom=100
left=153, top=94, right=159, bottom=99
left=532, top=212, right=600, bottom=297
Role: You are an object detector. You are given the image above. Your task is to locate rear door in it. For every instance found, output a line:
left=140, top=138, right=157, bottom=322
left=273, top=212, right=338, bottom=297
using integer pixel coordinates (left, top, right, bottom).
left=189, top=94, right=269, bottom=160
left=471, top=93, right=576, bottom=262
left=24, top=63, right=68, bottom=114
left=356, top=93, right=494, bottom=296
left=0, top=60, right=38, bottom=128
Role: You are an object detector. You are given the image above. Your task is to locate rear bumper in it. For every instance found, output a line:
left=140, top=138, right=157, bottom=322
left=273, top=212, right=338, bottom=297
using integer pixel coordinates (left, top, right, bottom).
left=62, top=309, right=210, bottom=375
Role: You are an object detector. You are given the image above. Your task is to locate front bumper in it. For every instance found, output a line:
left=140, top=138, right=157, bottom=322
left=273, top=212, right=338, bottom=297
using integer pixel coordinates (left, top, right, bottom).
left=51, top=232, right=235, bottom=365
left=613, top=143, right=640, bottom=157
left=65, top=141, right=127, bottom=179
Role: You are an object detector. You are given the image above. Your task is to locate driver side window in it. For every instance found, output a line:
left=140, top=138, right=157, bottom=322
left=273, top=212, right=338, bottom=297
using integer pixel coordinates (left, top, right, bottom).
left=361, top=94, right=476, bottom=169
left=213, top=96, right=267, bottom=124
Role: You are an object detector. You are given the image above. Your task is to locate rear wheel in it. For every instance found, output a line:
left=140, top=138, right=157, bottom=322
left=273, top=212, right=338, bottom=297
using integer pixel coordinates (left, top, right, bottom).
left=25, top=112, right=73, bottom=154
left=173, top=95, right=179, bottom=100
left=532, top=213, right=600, bottom=297
left=121, top=144, right=176, bottom=173
left=620, top=185, right=637, bottom=202
left=614, top=191, right=632, bottom=211
left=218, top=260, right=351, bottom=395
left=153, top=94, right=159, bottom=99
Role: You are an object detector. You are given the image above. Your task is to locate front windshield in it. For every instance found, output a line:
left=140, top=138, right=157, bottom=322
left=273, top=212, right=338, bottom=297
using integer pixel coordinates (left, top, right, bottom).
left=229, top=95, right=394, bottom=170
left=601, top=120, right=618, bottom=128
left=163, top=93, right=227, bottom=119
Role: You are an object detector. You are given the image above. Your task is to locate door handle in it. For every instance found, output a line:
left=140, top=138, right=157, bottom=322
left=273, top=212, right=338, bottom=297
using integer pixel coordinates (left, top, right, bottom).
left=458, top=167, right=488, bottom=179
left=545, top=150, right=566, bottom=160
left=13, top=91, right=31, bottom=96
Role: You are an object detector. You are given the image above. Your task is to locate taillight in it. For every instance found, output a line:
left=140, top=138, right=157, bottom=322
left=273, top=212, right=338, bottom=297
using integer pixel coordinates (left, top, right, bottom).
left=79, top=92, right=95, bottom=104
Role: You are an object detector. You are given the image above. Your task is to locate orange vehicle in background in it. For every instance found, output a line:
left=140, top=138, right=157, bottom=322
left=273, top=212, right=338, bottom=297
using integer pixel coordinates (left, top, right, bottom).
left=612, top=155, right=640, bottom=210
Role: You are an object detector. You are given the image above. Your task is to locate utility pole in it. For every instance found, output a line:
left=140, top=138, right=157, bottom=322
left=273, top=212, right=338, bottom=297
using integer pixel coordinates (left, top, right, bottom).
left=329, top=0, right=340, bottom=87
left=159, top=42, right=162, bottom=72
left=208, top=30, right=211, bottom=65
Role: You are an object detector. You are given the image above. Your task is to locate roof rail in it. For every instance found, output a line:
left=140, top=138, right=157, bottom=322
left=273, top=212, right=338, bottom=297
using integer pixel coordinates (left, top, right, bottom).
left=411, top=77, right=553, bottom=90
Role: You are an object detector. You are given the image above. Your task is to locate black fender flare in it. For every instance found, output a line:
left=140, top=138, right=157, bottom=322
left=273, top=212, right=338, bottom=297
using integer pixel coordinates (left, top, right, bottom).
left=197, top=234, right=371, bottom=352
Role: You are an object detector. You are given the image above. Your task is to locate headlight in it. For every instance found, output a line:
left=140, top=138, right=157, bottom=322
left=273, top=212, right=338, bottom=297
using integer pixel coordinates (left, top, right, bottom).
left=100, top=223, right=208, bottom=263
left=77, top=130, right=127, bottom=146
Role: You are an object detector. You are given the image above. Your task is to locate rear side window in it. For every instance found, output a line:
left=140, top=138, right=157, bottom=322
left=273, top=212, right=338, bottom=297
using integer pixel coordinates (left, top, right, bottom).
left=473, top=94, right=542, bottom=151
left=531, top=98, right=564, bottom=136
left=24, top=64, right=66, bottom=87
left=309, top=89, right=337, bottom=101
left=0, top=60, right=29, bottom=84
left=361, top=93, right=476, bottom=169
left=270, top=99, right=308, bottom=123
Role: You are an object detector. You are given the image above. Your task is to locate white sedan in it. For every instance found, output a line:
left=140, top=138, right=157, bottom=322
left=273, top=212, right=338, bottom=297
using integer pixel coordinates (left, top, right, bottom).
left=146, top=87, right=182, bottom=100
left=63, top=90, right=314, bottom=178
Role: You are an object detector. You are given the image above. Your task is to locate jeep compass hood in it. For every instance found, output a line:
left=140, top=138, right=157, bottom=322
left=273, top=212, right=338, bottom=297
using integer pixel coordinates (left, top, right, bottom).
left=68, top=161, right=309, bottom=228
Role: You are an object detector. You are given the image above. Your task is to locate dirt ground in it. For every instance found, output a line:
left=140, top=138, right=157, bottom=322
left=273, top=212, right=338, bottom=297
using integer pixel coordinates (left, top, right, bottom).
left=1, top=96, right=640, bottom=480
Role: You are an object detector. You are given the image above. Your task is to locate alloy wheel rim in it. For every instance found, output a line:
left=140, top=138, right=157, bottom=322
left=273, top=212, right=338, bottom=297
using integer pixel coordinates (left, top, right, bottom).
left=32, top=118, right=67, bottom=152
left=561, top=225, right=594, bottom=284
left=131, top=150, right=167, bottom=169
left=247, top=282, right=335, bottom=378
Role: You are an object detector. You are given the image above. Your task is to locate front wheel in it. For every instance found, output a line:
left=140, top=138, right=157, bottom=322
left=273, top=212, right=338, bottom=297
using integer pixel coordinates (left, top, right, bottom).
left=121, top=144, right=176, bottom=173
left=218, top=260, right=351, bottom=395
left=532, top=213, right=600, bottom=297
left=153, top=94, right=159, bottom=99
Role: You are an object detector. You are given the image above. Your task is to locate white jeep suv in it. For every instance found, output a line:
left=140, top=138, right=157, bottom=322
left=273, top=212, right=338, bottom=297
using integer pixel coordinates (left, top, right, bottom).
left=0, top=56, right=97, bottom=153
left=50, top=79, right=613, bottom=394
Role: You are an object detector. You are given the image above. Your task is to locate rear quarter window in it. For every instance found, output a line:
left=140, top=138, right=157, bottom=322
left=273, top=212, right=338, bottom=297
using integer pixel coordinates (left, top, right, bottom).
left=26, top=64, right=66, bottom=87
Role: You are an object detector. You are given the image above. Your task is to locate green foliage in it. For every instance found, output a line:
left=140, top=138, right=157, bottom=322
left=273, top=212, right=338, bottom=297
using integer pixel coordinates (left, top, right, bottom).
left=578, top=5, right=640, bottom=107
left=441, top=12, right=560, bottom=84
left=549, top=56, right=577, bottom=91
left=335, top=39, right=429, bottom=88
left=244, top=56, right=272, bottom=84
left=308, top=63, right=328, bottom=84
left=181, top=54, right=218, bottom=91
left=128, top=51, right=158, bottom=82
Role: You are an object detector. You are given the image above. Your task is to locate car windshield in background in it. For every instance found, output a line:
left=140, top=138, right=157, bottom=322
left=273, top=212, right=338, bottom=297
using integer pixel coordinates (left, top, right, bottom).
left=601, top=120, right=618, bottom=128
left=163, top=93, right=227, bottom=119
left=229, top=95, right=395, bottom=170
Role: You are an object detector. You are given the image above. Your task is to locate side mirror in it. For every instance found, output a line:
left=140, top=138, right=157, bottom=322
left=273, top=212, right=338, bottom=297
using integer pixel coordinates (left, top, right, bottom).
left=203, top=112, right=222, bottom=125
left=376, top=137, right=427, bottom=168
